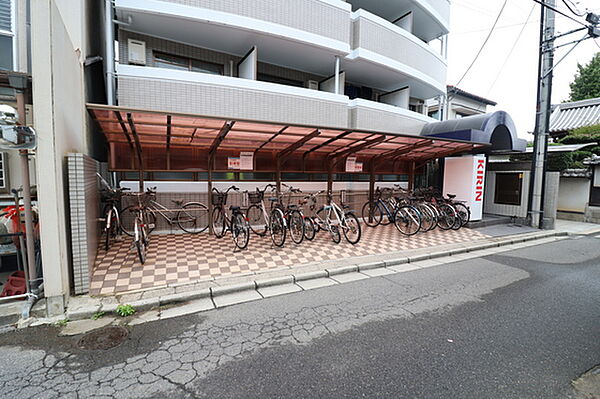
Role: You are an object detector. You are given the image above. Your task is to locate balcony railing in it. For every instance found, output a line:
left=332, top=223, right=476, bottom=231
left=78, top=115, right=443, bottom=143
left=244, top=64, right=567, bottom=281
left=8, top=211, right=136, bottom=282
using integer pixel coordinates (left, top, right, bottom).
left=136, top=0, right=352, bottom=44
left=116, top=64, right=350, bottom=128
left=349, top=98, right=434, bottom=135
left=351, top=9, right=447, bottom=91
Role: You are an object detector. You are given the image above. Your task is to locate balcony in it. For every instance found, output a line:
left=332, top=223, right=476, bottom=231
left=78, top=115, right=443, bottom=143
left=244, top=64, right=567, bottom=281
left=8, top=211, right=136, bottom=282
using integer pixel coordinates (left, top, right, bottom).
left=345, top=0, right=449, bottom=42
left=116, top=64, right=350, bottom=128
left=348, top=98, right=435, bottom=135
left=344, top=9, right=447, bottom=99
left=114, top=0, right=351, bottom=77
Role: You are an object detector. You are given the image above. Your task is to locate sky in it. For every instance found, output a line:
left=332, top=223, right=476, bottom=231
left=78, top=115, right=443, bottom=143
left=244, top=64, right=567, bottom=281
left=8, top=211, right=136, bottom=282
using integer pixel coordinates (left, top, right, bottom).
left=446, top=0, right=600, bottom=140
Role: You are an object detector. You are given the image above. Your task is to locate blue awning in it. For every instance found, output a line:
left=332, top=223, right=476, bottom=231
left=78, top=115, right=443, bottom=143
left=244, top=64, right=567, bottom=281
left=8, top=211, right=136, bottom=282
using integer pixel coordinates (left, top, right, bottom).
left=420, top=111, right=526, bottom=152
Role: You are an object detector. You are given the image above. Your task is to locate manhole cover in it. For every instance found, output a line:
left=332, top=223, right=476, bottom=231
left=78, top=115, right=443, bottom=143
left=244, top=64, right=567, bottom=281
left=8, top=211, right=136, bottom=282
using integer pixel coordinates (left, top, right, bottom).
left=77, top=326, right=129, bottom=350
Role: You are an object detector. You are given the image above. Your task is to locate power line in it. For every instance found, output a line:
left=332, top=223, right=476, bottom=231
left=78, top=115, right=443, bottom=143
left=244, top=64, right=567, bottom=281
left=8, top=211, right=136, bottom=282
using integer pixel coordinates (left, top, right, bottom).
left=488, top=4, right=537, bottom=94
left=531, top=0, right=588, bottom=26
left=452, top=20, right=539, bottom=35
left=561, top=0, right=586, bottom=16
left=454, top=0, right=509, bottom=87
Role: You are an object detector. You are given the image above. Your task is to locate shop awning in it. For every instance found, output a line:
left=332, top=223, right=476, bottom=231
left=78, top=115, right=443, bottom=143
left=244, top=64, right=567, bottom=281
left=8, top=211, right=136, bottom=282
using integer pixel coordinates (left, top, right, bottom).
left=87, top=103, right=488, bottom=174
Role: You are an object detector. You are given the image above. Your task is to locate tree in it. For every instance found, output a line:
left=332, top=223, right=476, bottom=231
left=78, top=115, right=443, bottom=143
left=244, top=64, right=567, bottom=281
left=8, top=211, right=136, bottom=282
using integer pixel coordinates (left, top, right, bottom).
left=568, top=53, right=600, bottom=101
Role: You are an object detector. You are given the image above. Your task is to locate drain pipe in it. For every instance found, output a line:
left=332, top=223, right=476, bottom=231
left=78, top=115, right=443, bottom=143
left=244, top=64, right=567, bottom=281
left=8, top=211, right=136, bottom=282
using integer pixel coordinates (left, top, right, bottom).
left=105, top=0, right=115, bottom=105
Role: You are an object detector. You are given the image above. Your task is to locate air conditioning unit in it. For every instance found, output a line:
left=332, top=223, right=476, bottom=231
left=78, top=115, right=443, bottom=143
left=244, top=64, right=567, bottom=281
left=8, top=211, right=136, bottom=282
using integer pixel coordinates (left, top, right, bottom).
left=128, top=39, right=146, bottom=65
left=307, top=80, right=319, bottom=90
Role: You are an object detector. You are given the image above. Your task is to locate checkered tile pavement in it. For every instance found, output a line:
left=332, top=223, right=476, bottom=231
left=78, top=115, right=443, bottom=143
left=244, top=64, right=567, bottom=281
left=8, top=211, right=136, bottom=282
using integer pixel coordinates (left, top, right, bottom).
left=90, top=225, right=490, bottom=296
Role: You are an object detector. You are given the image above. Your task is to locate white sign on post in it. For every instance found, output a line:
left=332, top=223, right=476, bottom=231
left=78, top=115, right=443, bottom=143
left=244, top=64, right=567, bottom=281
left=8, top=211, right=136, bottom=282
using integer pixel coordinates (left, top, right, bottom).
left=345, top=157, right=356, bottom=172
left=227, top=157, right=240, bottom=170
left=240, top=152, right=254, bottom=170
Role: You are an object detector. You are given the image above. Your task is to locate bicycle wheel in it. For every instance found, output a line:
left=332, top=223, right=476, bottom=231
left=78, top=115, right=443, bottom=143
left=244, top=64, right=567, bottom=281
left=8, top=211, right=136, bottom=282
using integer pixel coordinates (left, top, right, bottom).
left=329, top=223, right=341, bottom=244
left=393, top=206, right=421, bottom=236
left=342, top=212, right=361, bottom=245
left=176, top=202, right=209, bottom=234
left=211, top=207, right=227, bottom=238
left=104, top=207, right=120, bottom=251
left=379, top=202, right=392, bottom=226
left=134, top=217, right=147, bottom=264
left=454, top=203, right=471, bottom=227
left=436, top=203, right=457, bottom=230
left=451, top=205, right=462, bottom=230
left=415, top=204, right=435, bottom=233
left=231, top=213, right=250, bottom=250
left=269, top=208, right=286, bottom=247
left=361, top=201, right=382, bottom=227
left=303, top=216, right=316, bottom=241
left=246, top=204, right=267, bottom=236
left=121, top=206, right=156, bottom=236
left=288, top=209, right=305, bottom=244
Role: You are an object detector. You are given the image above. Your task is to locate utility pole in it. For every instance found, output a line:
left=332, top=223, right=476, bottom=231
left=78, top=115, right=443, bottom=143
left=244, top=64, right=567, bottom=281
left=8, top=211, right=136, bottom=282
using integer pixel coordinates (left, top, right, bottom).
left=528, top=0, right=555, bottom=229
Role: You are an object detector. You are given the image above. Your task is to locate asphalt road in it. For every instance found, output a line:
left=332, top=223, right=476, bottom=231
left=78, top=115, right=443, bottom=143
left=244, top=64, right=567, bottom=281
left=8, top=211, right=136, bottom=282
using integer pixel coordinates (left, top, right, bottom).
left=0, top=235, right=599, bottom=398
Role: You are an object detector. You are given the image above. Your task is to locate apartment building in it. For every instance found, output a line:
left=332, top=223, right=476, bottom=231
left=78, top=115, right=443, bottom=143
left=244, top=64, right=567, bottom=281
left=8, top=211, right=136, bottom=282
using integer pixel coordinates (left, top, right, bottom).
left=110, top=0, right=450, bottom=137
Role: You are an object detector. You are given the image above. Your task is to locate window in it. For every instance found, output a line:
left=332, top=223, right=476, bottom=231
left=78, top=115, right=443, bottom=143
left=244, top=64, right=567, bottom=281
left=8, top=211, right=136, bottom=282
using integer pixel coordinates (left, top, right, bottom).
left=153, top=52, right=223, bottom=75
left=0, top=0, right=14, bottom=71
left=494, top=173, right=522, bottom=205
left=257, top=73, right=303, bottom=88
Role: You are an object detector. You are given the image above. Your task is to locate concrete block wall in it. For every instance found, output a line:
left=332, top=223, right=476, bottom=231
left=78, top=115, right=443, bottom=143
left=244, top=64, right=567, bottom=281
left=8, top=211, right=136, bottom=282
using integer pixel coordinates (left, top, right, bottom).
left=67, top=154, right=101, bottom=295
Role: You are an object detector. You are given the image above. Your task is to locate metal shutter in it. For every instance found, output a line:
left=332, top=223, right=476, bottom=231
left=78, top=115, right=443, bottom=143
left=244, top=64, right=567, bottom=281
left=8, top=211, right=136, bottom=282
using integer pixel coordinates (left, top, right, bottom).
left=0, top=0, right=12, bottom=33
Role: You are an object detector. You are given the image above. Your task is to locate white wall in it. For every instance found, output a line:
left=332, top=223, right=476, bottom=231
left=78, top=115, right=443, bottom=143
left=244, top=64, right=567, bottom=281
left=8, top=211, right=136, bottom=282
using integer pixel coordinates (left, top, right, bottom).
left=379, top=87, right=410, bottom=109
left=32, top=0, right=88, bottom=316
left=558, top=177, right=590, bottom=213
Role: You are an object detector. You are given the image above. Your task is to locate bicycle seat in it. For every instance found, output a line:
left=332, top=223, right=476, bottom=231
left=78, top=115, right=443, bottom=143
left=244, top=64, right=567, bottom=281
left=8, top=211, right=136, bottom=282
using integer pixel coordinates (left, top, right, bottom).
left=268, top=197, right=279, bottom=202
left=342, top=204, right=350, bottom=209
left=229, top=205, right=241, bottom=212
left=288, top=204, right=298, bottom=210
left=171, top=199, right=184, bottom=206
left=447, top=194, right=457, bottom=199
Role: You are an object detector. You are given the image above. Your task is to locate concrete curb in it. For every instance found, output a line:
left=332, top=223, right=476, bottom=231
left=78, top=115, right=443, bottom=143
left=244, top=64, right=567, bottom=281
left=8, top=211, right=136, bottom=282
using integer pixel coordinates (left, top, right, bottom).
left=37, top=229, right=570, bottom=327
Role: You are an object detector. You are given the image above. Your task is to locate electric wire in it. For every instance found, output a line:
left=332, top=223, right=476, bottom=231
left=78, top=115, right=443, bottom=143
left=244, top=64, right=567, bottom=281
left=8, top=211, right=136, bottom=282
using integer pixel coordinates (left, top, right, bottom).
left=454, top=0, right=509, bottom=87
left=561, top=0, right=586, bottom=16
left=488, top=4, right=537, bottom=94
left=531, top=0, right=588, bottom=27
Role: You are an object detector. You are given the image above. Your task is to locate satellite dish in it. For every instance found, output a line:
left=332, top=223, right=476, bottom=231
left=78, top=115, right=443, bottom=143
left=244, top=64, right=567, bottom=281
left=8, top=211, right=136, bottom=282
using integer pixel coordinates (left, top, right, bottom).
left=0, top=104, right=37, bottom=150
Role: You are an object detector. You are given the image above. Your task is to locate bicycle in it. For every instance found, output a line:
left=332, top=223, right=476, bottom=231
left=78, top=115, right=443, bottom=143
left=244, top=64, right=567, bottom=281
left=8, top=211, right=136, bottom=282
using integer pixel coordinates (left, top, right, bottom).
left=123, top=189, right=154, bottom=264
left=361, top=187, right=422, bottom=236
left=97, top=173, right=130, bottom=251
left=305, top=190, right=341, bottom=243
left=245, top=184, right=288, bottom=247
left=392, top=185, right=437, bottom=233
left=279, top=183, right=309, bottom=244
left=121, top=191, right=209, bottom=236
left=315, top=190, right=361, bottom=245
left=211, top=186, right=250, bottom=250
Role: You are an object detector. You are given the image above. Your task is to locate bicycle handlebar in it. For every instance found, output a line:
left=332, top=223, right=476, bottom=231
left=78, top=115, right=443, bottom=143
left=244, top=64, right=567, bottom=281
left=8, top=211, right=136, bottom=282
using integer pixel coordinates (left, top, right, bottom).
left=212, top=185, right=240, bottom=194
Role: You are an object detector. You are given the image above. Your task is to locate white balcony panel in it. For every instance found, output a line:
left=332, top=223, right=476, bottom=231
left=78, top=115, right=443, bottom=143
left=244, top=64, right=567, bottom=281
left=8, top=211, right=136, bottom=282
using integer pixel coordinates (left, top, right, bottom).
left=115, top=0, right=351, bottom=76
left=346, top=0, right=449, bottom=41
left=349, top=99, right=435, bottom=135
left=350, top=10, right=446, bottom=96
left=117, top=65, right=350, bottom=128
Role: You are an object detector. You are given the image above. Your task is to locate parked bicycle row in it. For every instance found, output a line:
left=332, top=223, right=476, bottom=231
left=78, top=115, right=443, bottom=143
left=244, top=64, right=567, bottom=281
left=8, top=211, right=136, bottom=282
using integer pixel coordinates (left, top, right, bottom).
left=361, top=185, right=471, bottom=235
left=98, top=174, right=470, bottom=264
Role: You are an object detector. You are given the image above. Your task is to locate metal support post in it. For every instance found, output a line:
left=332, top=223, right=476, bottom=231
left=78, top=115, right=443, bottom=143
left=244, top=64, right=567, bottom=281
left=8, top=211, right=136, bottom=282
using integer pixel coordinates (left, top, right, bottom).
left=16, top=91, right=37, bottom=290
left=528, top=0, right=555, bottom=229
left=334, top=56, right=340, bottom=95
left=408, top=161, right=415, bottom=191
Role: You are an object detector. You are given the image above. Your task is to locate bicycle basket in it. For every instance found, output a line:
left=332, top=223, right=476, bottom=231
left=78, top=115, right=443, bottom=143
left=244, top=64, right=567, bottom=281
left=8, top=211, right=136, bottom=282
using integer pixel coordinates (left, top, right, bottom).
left=212, top=192, right=228, bottom=206
left=247, top=191, right=263, bottom=205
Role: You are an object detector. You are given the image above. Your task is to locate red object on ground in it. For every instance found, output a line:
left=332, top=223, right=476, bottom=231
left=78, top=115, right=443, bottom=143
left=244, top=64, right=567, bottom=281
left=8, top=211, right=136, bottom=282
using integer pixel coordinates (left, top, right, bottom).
left=1, top=270, right=26, bottom=297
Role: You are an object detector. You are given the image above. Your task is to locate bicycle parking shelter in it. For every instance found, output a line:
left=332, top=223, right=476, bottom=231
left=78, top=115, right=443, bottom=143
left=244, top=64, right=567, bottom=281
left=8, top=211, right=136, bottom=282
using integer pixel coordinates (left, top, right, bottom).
left=87, top=104, right=488, bottom=201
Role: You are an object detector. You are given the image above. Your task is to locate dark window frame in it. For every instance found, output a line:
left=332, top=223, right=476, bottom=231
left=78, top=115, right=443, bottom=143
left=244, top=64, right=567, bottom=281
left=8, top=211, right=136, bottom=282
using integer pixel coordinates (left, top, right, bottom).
left=153, top=51, right=224, bottom=75
left=494, top=172, right=523, bottom=205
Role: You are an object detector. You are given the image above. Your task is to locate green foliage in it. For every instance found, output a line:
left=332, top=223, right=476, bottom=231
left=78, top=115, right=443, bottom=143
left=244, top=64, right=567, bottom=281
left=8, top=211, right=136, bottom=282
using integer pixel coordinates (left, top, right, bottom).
left=54, top=318, right=69, bottom=327
left=569, top=53, right=600, bottom=101
left=115, top=304, right=136, bottom=317
left=547, top=152, right=572, bottom=171
left=91, top=311, right=106, bottom=320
